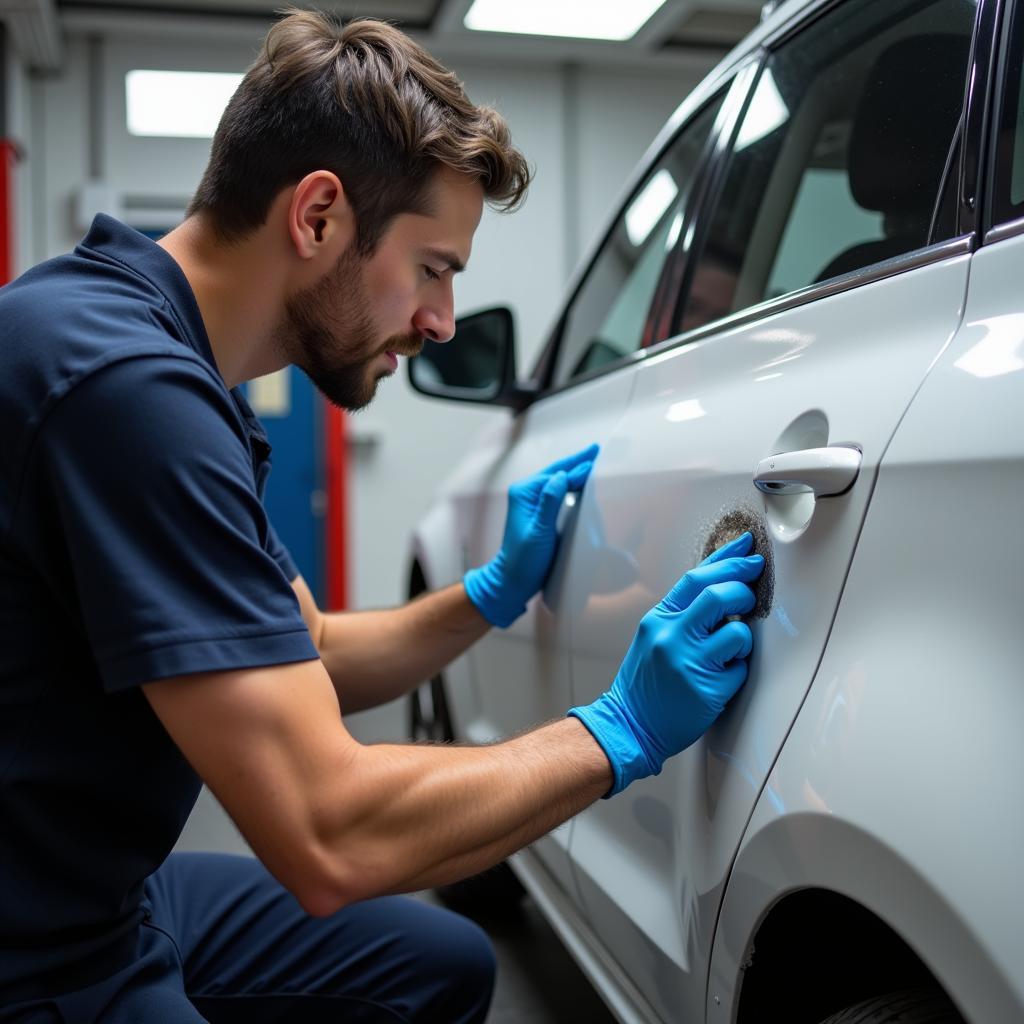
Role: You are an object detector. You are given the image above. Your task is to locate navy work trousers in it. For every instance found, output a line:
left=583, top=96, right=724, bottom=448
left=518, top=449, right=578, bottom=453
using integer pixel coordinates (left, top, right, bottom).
left=4, top=853, right=496, bottom=1023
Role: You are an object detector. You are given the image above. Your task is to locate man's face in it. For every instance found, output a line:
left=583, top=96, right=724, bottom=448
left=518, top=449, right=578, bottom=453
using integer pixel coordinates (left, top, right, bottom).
left=278, top=168, right=484, bottom=411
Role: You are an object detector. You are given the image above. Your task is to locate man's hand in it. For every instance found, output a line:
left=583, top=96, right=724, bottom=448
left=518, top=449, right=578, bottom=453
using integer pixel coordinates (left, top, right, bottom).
left=463, top=443, right=599, bottom=627
left=569, top=532, right=764, bottom=795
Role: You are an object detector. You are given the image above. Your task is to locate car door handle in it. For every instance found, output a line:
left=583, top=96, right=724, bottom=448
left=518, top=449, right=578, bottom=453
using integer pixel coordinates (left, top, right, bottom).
left=753, top=444, right=861, bottom=497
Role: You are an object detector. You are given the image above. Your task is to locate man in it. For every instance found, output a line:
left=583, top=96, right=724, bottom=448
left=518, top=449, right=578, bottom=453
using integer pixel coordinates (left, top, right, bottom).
left=0, top=10, right=764, bottom=1023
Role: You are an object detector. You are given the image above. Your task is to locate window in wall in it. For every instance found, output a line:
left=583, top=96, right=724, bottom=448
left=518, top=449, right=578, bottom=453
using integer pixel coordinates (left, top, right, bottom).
left=126, top=70, right=243, bottom=138
left=677, top=0, right=977, bottom=336
left=552, top=93, right=724, bottom=387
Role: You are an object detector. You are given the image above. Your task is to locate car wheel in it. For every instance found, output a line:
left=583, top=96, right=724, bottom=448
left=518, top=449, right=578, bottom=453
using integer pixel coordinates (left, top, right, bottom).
left=817, top=989, right=965, bottom=1024
left=408, top=673, right=455, bottom=743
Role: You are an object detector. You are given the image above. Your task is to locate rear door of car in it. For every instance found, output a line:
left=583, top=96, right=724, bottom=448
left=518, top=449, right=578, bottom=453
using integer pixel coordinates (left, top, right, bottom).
left=554, top=0, right=989, bottom=1018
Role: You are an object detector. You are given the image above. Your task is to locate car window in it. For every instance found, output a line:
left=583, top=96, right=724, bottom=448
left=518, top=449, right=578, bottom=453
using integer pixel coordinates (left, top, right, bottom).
left=551, top=94, right=724, bottom=388
left=991, top=0, right=1024, bottom=225
left=677, top=0, right=977, bottom=336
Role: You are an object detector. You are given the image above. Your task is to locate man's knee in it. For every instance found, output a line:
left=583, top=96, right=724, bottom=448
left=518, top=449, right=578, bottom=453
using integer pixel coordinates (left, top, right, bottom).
left=429, top=909, right=496, bottom=1017
left=382, top=899, right=496, bottom=1024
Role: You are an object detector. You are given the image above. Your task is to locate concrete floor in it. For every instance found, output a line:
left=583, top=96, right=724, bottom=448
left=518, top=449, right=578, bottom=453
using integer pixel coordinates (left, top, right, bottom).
left=414, top=887, right=615, bottom=1024
left=176, top=788, right=616, bottom=1023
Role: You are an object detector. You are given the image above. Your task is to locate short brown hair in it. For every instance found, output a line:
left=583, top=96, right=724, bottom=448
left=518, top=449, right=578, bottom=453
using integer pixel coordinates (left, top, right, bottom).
left=189, top=8, right=531, bottom=252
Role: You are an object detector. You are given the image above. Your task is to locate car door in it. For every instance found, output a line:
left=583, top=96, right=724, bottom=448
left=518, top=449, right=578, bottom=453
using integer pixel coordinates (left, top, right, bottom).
left=455, top=88, right=729, bottom=898
left=557, top=0, right=983, bottom=1019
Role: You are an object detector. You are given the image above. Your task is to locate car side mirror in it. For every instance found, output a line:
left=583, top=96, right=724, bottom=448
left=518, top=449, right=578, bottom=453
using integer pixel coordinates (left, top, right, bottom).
left=408, top=306, right=537, bottom=410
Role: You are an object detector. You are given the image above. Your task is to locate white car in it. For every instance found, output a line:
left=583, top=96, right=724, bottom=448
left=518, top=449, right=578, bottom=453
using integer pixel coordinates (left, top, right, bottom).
left=405, top=0, right=1024, bottom=1020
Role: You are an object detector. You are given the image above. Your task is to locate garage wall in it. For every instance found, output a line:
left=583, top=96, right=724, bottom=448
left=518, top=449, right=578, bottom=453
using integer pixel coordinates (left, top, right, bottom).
left=16, top=30, right=709, bottom=616
left=3, top=38, right=33, bottom=278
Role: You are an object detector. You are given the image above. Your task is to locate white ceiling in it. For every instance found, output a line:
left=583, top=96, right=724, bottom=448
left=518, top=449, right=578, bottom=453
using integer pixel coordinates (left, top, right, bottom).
left=50, top=0, right=768, bottom=67
left=57, top=0, right=440, bottom=22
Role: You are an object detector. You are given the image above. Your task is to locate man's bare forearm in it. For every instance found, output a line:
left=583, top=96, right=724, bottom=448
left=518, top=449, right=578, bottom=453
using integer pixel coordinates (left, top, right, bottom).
left=144, top=660, right=612, bottom=918
left=317, top=583, right=489, bottom=712
left=315, top=716, right=612, bottom=904
left=394, top=719, right=611, bottom=892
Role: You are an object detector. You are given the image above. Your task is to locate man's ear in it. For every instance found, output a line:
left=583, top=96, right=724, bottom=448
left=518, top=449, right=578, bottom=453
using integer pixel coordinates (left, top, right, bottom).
left=287, top=171, right=355, bottom=261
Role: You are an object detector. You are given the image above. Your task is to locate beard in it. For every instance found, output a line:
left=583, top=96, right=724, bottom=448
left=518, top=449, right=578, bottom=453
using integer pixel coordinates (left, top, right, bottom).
left=276, top=245, right=421, bottom=412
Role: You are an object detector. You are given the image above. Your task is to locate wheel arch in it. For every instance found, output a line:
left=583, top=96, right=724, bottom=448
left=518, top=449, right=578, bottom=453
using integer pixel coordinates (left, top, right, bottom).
left=404, top=497, right=461, bottom=602
left=407, top=557, right=427, bottom=599
left=708, top=812, right=1014, bottom=1023
left=734, top=886, right=950, bottom=1023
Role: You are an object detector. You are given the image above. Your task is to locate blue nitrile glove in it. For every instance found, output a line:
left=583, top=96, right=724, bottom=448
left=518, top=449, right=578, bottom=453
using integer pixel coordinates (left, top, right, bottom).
left=569, top=533, right=764, bottom=796
left=464, top=443, right=600, bottom=627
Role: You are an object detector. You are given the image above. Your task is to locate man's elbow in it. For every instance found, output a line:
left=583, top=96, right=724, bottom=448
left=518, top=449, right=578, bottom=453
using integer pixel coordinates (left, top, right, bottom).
left=286, top=865, right=357, bottom=918
left=285, top=840, right=392, bottom=918
left=294, top=880, right=351, bottom=918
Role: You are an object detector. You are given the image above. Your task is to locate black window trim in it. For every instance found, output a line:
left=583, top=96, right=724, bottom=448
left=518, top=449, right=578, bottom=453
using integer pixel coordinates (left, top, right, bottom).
left=645, top=59, right=763, bottom=365
left=638, top=71, right=756, bottom=353
left=658, top=56, right=765, bottom=347
left=961, top=0, right=1004, bottom=238
left=983, top=0, right=1023, bottom=242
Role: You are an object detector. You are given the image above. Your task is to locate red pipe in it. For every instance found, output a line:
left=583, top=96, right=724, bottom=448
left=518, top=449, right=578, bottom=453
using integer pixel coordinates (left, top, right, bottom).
left=0, top=140, right=17, bottom=285
left=323, top=402, right=348, bottom=610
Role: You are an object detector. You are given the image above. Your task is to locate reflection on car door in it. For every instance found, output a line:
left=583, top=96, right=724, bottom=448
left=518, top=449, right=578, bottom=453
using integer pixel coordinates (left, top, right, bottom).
left=557, top=1, right=979, bottom=1019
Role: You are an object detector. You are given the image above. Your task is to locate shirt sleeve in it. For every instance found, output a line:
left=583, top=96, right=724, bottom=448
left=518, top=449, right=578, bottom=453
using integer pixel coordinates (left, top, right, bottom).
left=266, top=521, right=300, bottom=583
left=25, top=354, right=318, bottom=691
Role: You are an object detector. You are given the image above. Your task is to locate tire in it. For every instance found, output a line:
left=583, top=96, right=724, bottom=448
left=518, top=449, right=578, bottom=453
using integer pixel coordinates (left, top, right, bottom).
left=408, top=672, right=455, bottom=743
left=817, top=989, right=965, bottom=1024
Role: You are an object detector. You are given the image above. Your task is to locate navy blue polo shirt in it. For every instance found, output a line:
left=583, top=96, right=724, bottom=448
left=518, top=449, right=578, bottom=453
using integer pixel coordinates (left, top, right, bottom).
left=0, top=215, right=319, bottom=1000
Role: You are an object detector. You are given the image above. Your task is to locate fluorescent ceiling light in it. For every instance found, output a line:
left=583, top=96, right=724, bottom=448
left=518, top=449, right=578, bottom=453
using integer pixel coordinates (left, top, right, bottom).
left=126, top=70, right=243, bottom=138
left=625, top=169, right=678, bottom=247
left=735, top=68, right=789, bottom=151
left=464, top=0, right=668, bottom=41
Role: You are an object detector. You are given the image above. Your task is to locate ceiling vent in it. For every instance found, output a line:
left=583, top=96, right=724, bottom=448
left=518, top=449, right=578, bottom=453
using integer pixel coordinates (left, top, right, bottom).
left=663, top=7, right=761, bottom=51
left=0, top=0, right=62, bottom=72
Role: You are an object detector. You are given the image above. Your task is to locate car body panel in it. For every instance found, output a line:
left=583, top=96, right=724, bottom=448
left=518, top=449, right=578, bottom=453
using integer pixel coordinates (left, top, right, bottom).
left=708, top=233, right=1024, bottom=1023
left=559, top=253, right=971, bottom=1022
